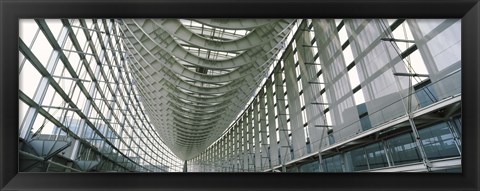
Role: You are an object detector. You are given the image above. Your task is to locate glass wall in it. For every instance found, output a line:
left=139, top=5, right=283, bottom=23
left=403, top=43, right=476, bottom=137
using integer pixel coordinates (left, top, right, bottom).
left=19, top=19, right=182, bottom=172
left=187, top=19, right=461, bottom=172
left=18, top=18, right=460, bottom=172
left=334, top=118, right=461, bottom=172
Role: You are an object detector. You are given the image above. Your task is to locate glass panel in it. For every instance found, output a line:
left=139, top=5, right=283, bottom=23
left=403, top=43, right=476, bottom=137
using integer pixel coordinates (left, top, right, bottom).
left=419, top=122, right=460, bottom=160
left=323, top=154, right=343, bottom=172
left=453, top=116, right=462, bottom=136
left=20, top=19, right=40, bottom=46
left=407, top=50, right=429, bottom=87
left=338, top=24, right=348, bottom=45
left=19, top=59, right=42, bottom=99
left=343, top=44, right=354, bottom=64
left=364, top=142, right=388, bottom=169
left=390, top=21, right=415, bottom=53
left=348, top=65, right=360, bottom=88
left=414, top=80, right=437, bottom=107
left=30, top=31, right=54, bottom=67
left=299, top=160, right=320, bottom=172
left=386, top=132, right=421, bottom=165
left=359, top=116, right=372, bottom=131
left=353, top=90, right=365, bottom=104
left=45, top=19, right=64, bottom=40
left=347, top=147, right=368, bottom=171
left=19, top=100, right=29, bottom=127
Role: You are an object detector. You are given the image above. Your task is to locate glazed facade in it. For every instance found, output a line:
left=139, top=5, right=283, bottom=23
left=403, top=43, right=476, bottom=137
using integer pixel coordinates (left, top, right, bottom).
left=19, top=19, right=461, bottom=172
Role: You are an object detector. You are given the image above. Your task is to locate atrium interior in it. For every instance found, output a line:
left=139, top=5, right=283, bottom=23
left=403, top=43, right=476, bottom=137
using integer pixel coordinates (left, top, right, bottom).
left=18, top=19, right=461, bottom=173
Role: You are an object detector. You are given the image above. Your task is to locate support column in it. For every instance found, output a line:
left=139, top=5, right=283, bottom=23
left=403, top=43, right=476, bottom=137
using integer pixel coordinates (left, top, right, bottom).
left=258, top=89, right=269, bottom=171
left=274, top=63, right=291, bottom=166
left=266, top=79, right=279, bottom=167
left=284, top=46, right=306, bottom=158
left=183, top=161, right=187, bottom=172
left=253, top=99, right=261, bottom=171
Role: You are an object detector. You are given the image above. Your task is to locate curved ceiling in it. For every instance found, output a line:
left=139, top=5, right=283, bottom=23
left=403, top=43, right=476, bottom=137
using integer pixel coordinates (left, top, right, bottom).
left=121, top=19, right=295, bottom=160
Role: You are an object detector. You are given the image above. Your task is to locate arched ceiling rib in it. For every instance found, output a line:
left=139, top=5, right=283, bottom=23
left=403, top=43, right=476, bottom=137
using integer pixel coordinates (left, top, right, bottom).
left=127, top=19, right=291, bottom=69
left=191, top=19, right=277, bottom=30
left=121, top=19, right=294, bottom=160
left=151, top=19, right=289, bottom=52
left=128, top=55, right=243, bottom=94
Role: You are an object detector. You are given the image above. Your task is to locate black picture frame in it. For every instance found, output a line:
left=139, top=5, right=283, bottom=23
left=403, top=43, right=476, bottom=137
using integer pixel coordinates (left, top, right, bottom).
left=1, top=0, right=479, bottom=190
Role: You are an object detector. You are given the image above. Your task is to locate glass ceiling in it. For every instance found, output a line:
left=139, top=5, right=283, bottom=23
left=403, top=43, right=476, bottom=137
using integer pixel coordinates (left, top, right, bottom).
left=121, top=19, right=294, bottom=160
